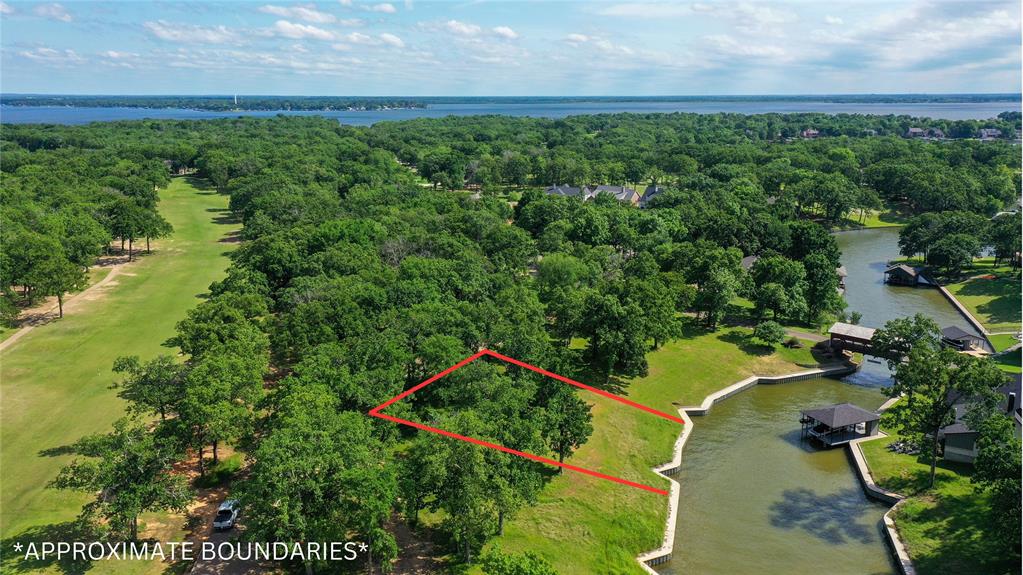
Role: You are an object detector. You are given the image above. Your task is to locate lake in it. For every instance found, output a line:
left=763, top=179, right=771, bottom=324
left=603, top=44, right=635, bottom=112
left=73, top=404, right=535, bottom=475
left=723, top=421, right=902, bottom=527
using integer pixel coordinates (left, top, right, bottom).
left=1, top=99, right=1019, bottom=125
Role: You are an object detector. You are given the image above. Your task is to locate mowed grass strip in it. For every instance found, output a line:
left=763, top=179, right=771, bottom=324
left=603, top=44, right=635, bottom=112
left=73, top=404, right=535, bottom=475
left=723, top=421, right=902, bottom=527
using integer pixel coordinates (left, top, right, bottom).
left=0, top=177, right=238, bottom=540
left=491, top=324, right=824, bottom=574
left=942, top=259, right=1021, bottom=333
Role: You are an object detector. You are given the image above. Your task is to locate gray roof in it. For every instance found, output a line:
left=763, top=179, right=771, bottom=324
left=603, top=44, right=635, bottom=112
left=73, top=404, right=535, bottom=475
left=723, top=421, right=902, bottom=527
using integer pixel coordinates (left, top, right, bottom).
left=741, top=255, right=760, bottom=271
left=885, top=264, right=918, bottom=277
left=802, top=403, right=880, bottom=428
left=829, top=322, right=877, bottom=341
left=942, top=374, right=1021, bottom=435
left=585, top=185, right=639, bottom=203
left=941, top=325, right=983, bottom=342
left=835, top=266, right=848, bottom=277
left=545, top=184, right=584, bottom=198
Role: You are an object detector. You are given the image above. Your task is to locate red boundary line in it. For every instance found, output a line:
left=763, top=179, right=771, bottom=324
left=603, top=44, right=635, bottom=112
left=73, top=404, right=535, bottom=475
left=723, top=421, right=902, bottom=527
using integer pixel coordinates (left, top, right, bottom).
left=368, top=349, right=682, bottom=496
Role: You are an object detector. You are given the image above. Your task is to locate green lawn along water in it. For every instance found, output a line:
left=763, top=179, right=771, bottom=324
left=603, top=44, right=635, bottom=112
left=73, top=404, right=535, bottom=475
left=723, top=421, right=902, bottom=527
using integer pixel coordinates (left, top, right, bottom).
left=0, top=178, right=237, bottom=548
left=655, top=379, right=894, bottom=575
left=493, top=326, right=829, bottom=574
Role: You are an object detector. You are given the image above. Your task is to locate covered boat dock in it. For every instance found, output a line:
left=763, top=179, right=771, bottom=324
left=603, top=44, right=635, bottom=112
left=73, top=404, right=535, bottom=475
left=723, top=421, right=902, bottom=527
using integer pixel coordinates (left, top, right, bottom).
left=800, top=403, right=881, bottom=447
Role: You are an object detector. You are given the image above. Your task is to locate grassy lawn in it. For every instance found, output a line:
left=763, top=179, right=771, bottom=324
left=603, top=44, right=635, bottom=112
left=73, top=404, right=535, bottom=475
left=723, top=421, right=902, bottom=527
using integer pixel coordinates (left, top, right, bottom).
left=944, top=266, right=1022, bottom=333
left=490, top=322, right=828, bottom=574
left=994, top=349, right=1022, bottom=374
left=838, top=207, right=912, bottom=229
left=860, top=432, right=1016, bottom=575
left=0, top=177, right=237, bottom=574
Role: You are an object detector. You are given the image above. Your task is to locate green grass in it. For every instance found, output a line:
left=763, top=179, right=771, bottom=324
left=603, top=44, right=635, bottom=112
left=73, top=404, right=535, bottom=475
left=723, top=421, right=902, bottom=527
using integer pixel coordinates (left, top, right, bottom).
left=0, top=177, right=238, bottom=572
left=860, top=432, right=1016, bottom=575
left=839, top=207, right=912, bottom=229
left=490, top=322, right=828, bottom=574
left=988, top=333, right=1019, bottom=352
left=194, top=453, right=244, bottom=489
left=994, top=349, right=1022, bottom=374
left=944, top=267, right=1022, bottom=333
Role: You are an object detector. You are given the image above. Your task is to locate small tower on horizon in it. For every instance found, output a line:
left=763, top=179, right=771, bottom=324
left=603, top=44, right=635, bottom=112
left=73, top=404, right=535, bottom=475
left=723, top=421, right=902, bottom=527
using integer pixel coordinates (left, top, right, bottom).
left=234, top=94, right=238, bottom=106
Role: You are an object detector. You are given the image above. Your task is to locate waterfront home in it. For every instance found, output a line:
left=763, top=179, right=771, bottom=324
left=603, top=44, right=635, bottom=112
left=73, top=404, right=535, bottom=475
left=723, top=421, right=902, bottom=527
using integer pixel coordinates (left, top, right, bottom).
left=800, top=403, right=881, bottom=447
left=940, top=375, right=1022, bottom=463
left=801, top=128, right=819, bottom=139
left=884, top=264, right=924, bottom=286
left=940, top=326, right=989, bottom=353
left=906, top=127, right=926, bottom=138
left=544, top=184, right=586, bottom=199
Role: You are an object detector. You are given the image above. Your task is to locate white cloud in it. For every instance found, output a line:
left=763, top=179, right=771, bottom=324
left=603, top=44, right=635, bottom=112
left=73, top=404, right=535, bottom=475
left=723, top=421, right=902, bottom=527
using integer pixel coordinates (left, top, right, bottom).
left=0, top=2, right=14, bottom=15
left=825, top=15, right=844, bottom=25
left=566, top=33, right=589, bottom=43
left=271, top=20, right=336, bottom=40
left=445, top=19, right=481, bottom=36
left=366, top=3, right=396, bottom=13
left=598, top=3, right=690, bottom=18
left=144, top=20, right=240, bottom=44
left=338, top=0, right=352, bottom=5
left=33, top=3, right=71, bottom=22
left=493, top=26, right=518, bottom=40
left=101, top=50, right=137, bottom=59
left=704, top=34, right=785, bottom=58
left=18, top=47, right=83, bottom=65
left=379, top=32, right=405, bottom=48
left=259, top=4, right=336, bottom=24
left=344, top=31, right=374, bottom=43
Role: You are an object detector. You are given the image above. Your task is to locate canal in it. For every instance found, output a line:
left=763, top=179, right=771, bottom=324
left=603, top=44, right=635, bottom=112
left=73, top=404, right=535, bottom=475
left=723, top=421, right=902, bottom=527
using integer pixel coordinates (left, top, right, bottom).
left=655, top=227, right=973, bottom=574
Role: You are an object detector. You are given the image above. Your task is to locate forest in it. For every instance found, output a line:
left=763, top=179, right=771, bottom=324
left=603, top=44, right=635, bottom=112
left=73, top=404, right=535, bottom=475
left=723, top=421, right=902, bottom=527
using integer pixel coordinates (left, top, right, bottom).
left=1, top=111, right=1020, bottom=573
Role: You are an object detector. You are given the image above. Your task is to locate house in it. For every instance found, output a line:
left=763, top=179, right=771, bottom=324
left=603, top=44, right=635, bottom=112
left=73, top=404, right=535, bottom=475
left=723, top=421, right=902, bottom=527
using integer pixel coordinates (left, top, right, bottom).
left=800, top=403, right=881, bottom=447
left=884, top=264, right=922, bottom=286
left=926, top=128, right=945, bottom=139
left=740, top=255, right=760, bottom=271
left=940, top=326, right=988, bottom=353
left=544, top=184, right=586, bottom=199
left=979, top=128, right=1002, bottom=140
left=801, top=128, right=819, bottom=139
left=906, top=127, right=926, bottom=138
left=639, top=185, right=665, bottom=208
left=940, top=375, right=1022, bottom=463
left=584, top=184, right=640, bottom=206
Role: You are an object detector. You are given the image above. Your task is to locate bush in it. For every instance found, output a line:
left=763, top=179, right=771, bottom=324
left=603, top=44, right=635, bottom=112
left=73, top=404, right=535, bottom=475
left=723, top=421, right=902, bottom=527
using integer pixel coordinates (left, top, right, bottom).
left=752, top=321, right=786, bottom=348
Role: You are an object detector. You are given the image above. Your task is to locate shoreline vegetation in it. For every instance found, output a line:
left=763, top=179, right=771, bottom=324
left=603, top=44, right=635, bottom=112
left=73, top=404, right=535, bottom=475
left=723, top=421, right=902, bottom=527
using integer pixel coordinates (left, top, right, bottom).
left=3, top=92, right=1021, bottom=108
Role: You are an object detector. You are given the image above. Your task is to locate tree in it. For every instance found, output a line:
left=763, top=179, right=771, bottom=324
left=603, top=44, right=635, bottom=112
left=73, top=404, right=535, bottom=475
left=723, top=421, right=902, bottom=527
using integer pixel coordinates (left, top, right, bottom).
left=755, top=282, right=789, bottom=319
left=112, top=355, right=186, bottom=421
left=105, top=198, right=147, bottom=261
left=928, top=233, right=981, bottom=276
left=542, top=385, right=593, bottom=463
left=139, top=209, right=174, bottom=253
left=695, top=268, right=737, bottom=329
left=50, top=418, right=190, bottom=540
left=970, top=412, right=1022, bottom=555
left=802, top=251, right=842, bottom=324
left=29, top=252, right=87, bottom=318
left=871, top=314, right=941, bottom=372
left=987, top=212, right=1022, bottom=270
left=891, top=348, right=1005, bottom=487
left=753, top=320, right=786, bottom=348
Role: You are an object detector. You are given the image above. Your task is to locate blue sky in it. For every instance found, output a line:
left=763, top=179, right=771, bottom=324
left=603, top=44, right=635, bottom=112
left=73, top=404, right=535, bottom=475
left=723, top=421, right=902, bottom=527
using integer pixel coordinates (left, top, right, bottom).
left=1, top=1, right=1020, bottom=95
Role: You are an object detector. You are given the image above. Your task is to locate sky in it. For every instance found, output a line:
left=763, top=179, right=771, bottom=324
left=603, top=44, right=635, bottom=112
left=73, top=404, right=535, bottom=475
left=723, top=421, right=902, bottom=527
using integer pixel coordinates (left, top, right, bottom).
left=1, top=0, right=1020, bottom=96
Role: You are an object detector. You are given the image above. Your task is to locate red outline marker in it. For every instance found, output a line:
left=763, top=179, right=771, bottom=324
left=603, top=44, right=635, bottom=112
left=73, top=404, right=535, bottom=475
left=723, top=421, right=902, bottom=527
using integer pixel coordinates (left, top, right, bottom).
left=368, top=349, right=682, bottom=496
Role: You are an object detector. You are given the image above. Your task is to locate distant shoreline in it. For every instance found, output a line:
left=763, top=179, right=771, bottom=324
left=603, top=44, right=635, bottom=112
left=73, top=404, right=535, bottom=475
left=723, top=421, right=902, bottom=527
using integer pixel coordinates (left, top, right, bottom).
left=1, top=93, right=1020, bottom=112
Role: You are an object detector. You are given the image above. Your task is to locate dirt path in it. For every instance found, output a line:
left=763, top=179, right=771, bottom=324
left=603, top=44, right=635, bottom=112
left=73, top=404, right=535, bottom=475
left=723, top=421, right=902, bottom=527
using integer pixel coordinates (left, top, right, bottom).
left=388, top=518, right=442, bottom=575
left=0, top=255, right=133, bottom=354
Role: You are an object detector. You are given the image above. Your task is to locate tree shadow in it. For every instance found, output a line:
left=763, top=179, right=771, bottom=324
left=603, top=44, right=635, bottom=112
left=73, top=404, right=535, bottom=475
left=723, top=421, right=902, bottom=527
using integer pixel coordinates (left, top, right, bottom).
left=716, top=330, right=773, bottom=357
left=875, top=457, right=973, bottom=496
left=768, top=487, right=879, bottom=545
left=1, top=522, right=98, bottom=574
left=955, top=276, right=1022, bottom=327
left=38, top=444, right=76, bottom=457
left=906, top=490, right=1019, bottom=575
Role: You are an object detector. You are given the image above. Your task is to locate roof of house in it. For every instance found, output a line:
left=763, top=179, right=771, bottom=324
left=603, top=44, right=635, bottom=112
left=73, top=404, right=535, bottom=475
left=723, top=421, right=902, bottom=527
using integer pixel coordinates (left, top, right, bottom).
left=829, top=322, right=877, bottom=341
left=544, top=184, right=584, bottom=197
left=836, top=266, right=848, bottom=277
left=943, top=374, right=1021, bottom=435
left=741, top=255, right=760, bottom=271
left=941, top=325, right=983, bottom=341
left=802, top=403, right=880, bottom=428
left=885, top=264, right=918, bottom=277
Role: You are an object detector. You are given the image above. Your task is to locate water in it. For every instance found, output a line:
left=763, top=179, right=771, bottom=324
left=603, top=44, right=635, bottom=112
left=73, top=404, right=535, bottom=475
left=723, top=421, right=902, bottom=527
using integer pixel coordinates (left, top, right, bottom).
left=655, top=228, right=975, bottom=574
left=836, top=227, right=980, bottom=385
left=1, top=99, right=1019, bottom=125
left=657, top=379, right=894, bottom=575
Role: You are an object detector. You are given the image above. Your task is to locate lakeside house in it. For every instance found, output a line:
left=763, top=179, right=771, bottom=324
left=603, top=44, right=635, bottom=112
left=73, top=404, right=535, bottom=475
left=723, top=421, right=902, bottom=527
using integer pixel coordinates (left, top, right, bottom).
left=940, top=375, right=1022, bottom=463
left=800, top=403, right=881, bottom=447
left=801, top=128, right=819, bottom=139
left=543, top=184, right=641, bottom=206
left=883, top=263, right=934, bottom=286
left=940, top=326, right=989, bottom=353
left=905, top=127, right=945, bottom=139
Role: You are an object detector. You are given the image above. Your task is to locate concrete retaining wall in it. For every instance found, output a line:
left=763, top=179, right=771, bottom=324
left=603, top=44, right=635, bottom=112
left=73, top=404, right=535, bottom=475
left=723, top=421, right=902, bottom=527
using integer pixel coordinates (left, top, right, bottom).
left=635, top=363, right=859, bottom=573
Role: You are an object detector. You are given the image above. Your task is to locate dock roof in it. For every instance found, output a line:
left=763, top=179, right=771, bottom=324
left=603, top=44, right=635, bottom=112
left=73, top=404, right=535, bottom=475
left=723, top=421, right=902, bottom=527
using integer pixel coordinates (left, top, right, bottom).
left=801, top=403, right=879, bottom=428
left=828, top=322, right=877, bottom=342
